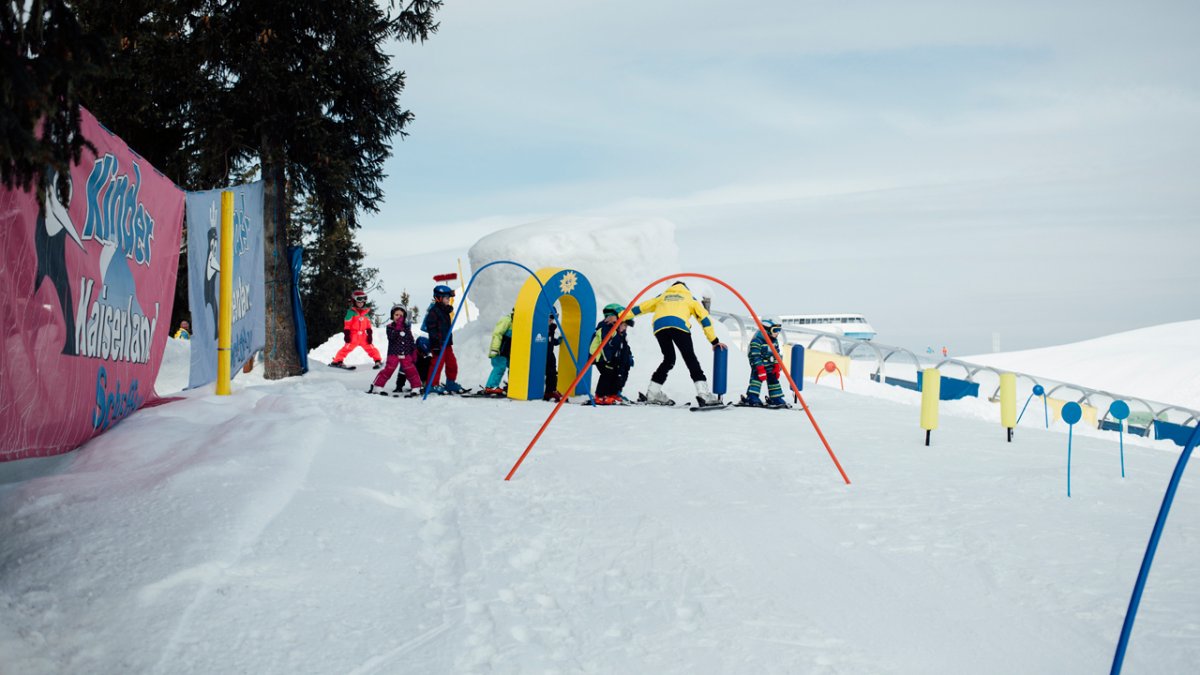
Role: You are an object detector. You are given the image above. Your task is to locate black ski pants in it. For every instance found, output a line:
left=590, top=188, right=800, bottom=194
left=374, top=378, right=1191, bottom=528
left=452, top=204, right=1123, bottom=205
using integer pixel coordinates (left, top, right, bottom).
left=651, top=329, right=706, bottom=384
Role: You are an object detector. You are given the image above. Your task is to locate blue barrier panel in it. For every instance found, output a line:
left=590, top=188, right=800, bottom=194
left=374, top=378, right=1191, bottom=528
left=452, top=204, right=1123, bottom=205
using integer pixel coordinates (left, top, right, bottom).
left=917, top=371, right=980, bottom=400
left=871, top=373, right=921, bottom=391
left=1153, top=420, right=1194, bottom=447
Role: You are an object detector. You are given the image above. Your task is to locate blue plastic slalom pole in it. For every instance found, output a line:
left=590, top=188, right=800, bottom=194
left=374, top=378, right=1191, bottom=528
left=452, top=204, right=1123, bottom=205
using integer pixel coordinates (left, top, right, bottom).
left=1110, top=423, right=1200, bottom=674
left=791, top=344, right=804, bottom=404
left=1044, top=395, right=1049, bottom=428
left=1067, top=425, right=1073, bottom=498
left=1016, top=392, right=1035, bottom=425
left=712, top=347, right=728, bottom=397
left=1062, top=402, right=1082, bottom=498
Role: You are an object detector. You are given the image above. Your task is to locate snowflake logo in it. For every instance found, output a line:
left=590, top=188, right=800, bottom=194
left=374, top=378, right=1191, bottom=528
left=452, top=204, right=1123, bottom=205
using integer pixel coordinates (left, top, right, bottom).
left=559, top=271, right=578, bottom=295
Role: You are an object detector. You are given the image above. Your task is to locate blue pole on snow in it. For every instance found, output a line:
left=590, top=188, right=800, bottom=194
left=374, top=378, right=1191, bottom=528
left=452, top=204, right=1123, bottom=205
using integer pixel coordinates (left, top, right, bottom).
left=1110, top=400, right=1130, bottom=478
left=422, top=260, right=589, bottom=402
left=1062, top=402, right=1082, bottom=498
left=712, top=347, right=728, bottom=397
left=1110, top=422, right=1200, bottom=674
left=791, top=344, right=804, bottom=403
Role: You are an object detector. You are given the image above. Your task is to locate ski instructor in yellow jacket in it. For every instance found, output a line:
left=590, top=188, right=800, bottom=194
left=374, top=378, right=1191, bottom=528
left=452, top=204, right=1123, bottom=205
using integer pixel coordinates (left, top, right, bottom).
left=630, top=281, right=727, bottom=406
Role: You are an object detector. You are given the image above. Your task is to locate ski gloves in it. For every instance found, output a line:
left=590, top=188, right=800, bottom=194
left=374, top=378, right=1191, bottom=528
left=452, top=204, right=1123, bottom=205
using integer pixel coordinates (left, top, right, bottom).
left=755, top=363, right=782, bottom=381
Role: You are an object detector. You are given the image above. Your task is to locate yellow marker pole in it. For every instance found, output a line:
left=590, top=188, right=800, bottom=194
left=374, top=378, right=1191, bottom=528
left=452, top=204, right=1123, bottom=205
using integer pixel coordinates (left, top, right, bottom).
left=216, top=191, right=234, bottom=396
left=920, top=368, right=940, bottom=446
left=999, top=372, right=1017, bottom=442
left=457, top=258, right=470, bottom=321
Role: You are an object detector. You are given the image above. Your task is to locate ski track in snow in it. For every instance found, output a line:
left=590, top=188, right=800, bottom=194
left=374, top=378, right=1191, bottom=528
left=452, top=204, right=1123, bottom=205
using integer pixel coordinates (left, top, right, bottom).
left=2, top=339, right=1199, bottom=672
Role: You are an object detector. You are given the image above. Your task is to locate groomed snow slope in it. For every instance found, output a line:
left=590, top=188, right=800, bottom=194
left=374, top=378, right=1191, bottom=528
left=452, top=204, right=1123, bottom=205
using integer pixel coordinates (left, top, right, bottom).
left=0, top=335, right=1197, bottom=674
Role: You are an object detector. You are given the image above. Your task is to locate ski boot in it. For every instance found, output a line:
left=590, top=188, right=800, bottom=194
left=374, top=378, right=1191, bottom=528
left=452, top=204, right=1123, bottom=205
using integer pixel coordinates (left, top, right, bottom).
left=372, top=360, right=384, bottom=370
left=693, top=380, right=720, bottom=407
left=643, top=382, right=675, bottom=406
left=766, top=395, right=790, bottom=408
left=740, top=393, right=765, bottom=407
left=442, top=380, right=465, bottom=394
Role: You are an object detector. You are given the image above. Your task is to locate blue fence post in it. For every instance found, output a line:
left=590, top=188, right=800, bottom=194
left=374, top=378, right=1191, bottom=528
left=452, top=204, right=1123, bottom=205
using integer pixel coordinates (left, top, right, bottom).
left=791, top=344, right=805, bottom=403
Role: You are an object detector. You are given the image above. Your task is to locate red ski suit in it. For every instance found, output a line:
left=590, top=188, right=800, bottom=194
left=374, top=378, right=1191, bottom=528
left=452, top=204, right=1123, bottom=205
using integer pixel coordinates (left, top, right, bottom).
left=333, top=305, right=382, bottom=363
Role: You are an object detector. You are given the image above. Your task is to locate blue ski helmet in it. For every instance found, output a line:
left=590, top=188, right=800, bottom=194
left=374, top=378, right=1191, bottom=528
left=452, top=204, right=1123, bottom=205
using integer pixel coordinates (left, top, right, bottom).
left=433, top=284, right=455, bottom=298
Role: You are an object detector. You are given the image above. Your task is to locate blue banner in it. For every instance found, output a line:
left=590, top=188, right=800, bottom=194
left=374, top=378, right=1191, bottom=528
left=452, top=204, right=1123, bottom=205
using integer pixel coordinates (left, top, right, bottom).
left=185, top=182, right=266, bottom=389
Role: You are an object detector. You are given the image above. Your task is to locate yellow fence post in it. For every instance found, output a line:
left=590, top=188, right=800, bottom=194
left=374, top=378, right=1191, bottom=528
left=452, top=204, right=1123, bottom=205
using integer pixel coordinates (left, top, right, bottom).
left=920, top=368, right=940, bottom=445
left=216, top=191, right=234, bottom=396
left=1000, top=373, right=1016, bottom=442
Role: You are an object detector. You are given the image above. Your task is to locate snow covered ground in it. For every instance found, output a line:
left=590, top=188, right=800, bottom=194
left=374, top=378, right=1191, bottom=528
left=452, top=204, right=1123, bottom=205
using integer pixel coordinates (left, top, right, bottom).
left=1, top=319, right=1197, bottom=673
left=2, top=217, right=1197, bottom=673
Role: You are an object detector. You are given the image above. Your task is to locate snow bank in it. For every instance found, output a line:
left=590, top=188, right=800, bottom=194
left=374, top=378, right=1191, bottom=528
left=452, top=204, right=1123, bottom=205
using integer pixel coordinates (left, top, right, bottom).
left=466, top=216, right=681, bottom=325
left=966, top=319, right=1200, bottom=410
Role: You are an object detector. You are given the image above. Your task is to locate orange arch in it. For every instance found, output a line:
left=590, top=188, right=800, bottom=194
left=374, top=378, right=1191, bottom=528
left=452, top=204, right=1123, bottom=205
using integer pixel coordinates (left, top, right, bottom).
left=505, top=272, right=851, bottom=484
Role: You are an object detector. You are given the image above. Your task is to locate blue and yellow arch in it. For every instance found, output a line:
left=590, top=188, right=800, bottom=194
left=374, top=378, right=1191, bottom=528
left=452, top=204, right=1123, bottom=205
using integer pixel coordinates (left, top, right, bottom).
left=509, top=267, right=596, bottom=400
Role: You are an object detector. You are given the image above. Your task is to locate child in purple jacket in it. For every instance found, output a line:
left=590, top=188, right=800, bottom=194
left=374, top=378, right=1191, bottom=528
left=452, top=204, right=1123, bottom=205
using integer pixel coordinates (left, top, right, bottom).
left=368, top=305, right=423, bottom=395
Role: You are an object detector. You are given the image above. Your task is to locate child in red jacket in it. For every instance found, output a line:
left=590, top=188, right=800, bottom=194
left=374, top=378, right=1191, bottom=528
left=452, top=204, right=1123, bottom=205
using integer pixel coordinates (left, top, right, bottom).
left=331, top=289, right=383, bottom=369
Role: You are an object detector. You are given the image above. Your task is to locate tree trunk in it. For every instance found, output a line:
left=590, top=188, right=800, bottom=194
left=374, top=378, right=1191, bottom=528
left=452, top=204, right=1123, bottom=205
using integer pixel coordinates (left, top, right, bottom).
left=261, top=134, right=303, bottom=379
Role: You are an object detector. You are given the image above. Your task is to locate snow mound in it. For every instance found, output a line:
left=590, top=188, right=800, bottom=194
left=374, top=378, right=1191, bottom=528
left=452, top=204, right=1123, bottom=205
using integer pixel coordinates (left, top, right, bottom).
left=966, top=320, right=1200, bottom=410
left=466, top=216, right=681, bottom=327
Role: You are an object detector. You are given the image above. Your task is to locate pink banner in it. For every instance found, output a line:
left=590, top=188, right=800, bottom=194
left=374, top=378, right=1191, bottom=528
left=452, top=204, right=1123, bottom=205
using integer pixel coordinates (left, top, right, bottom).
left=0, top=108, right=185, bottom=462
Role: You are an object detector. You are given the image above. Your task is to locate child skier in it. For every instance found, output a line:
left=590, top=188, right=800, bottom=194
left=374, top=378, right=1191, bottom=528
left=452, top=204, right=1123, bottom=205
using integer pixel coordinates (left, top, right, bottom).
left=397, top=337, right=435, bottom=394
left=422, top=285, right=465, bottom=393
left=484, top=309, right=514, bottom=395
left=590, top=305, right=635, bottom=405
left=368, top=305, right=423, bottom=395
left=741, top=319, right=788, bottom=407
left=543, top=313, right=563, bottom=401
left=173, top=320, right=191, bottom=340
left=331, top=289, right=383, bottom=369
left=629, top=281, right=726, bottom=406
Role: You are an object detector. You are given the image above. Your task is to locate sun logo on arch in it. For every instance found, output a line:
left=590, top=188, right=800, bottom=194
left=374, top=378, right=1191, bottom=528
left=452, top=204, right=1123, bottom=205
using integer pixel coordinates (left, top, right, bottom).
left=559, top=271, right=578, bottom=295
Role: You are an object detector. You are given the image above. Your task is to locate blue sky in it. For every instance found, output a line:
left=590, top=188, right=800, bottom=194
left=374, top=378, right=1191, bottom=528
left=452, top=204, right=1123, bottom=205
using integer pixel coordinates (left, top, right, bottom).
left=360, top=0, right=1199, bottom=353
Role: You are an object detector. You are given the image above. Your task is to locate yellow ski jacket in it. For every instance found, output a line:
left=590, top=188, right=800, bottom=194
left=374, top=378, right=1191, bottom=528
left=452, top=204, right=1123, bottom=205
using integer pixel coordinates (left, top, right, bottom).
left=630, top=282, right=718, bottom=343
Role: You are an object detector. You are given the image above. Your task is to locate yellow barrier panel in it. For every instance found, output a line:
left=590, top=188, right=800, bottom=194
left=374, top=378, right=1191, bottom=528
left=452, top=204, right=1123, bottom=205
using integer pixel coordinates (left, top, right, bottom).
left=920, top=368, right=940, bottom=435
left=1000, top=373, right=1016, bottom=440
left=1047, top=397, right=1098, bottom=427
left=803, top=350, right=850, bottom=379
left=216, top=191, right=234, bottom=396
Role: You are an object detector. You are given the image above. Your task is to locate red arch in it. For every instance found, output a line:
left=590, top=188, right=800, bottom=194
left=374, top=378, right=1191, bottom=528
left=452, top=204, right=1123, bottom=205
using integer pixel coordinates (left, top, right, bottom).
left=505, top=272, right=851, bottom=484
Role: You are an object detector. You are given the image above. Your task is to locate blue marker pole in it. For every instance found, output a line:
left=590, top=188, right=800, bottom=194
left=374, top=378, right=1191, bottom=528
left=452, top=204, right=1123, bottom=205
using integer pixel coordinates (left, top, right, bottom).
left=1111, top=401, right=1130, bottom=478
left=712, top=347, right=728, bottom=399
left=1110, top=423, right=1200, bottom=674
left=791, top=344, right=805, bottom=404
left=1062, top=402, right=1082, bottom=498
left=1033, top=384, right=1049, bottom=429
left=1017, top=392, right=1035, bottom=426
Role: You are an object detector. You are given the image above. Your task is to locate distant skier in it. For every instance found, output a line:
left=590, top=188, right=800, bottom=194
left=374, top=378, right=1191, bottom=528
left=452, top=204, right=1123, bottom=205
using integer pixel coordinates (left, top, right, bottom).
left=331, top=289, right=383, bottom=369
left=173, top=320, right=191, bottom=340
left=368, top=305, right=422, bottom=395
left=629, top=281, right=726, bottom=406
left=422, top=285, right=465, bottom=393
left=740, top=320, right=787, bottom=407
left=942, top=346, right=949, bottom=358
left=484, top=309, right=514, bottom=395
left=590, top=304, right=635, bottom=405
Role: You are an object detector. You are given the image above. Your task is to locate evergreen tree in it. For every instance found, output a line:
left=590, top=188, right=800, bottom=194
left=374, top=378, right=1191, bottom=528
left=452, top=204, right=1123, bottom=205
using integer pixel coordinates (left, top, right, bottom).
left=1, top=0, right=105, bottom=198
left=295, top=192, right=381, bottom=350
left=75, top=0, right=440, bottom=378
